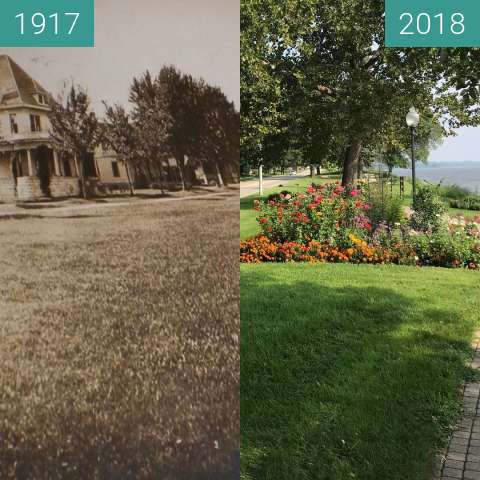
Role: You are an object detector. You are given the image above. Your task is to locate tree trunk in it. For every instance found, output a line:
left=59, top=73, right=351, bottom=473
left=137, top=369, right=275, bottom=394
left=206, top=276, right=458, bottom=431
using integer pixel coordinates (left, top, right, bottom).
left=310, top=164, right=314, bottom=178
left=357, top=158, right=364, bottom=180
left=215, top=162, right=225, bottom=188
left=175, top=153, right=190, bottom=191
left=316, top=165, right=321, bottom=175
left=342, top=138, right=362, bottom=186
left=124, top=161, right=135, bottom=196
left=74, top=154, right=87, bottom=199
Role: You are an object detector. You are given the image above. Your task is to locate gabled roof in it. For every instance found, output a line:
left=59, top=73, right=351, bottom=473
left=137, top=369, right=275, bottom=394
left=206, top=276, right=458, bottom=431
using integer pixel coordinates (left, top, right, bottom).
left=0, top=55, right=50, bottom=107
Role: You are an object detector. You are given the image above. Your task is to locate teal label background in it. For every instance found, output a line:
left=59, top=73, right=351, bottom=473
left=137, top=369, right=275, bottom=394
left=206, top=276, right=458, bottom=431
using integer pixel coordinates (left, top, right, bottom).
left=0, top=0, right=94, bottom=47
left=385, top=0, right=479, bottom=47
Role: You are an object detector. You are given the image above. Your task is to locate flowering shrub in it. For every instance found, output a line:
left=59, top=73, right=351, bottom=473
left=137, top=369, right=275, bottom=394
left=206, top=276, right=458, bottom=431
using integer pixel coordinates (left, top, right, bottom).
left=411, top=185, right=447, bottom=233
left=254, top=182, right=371, bottom=247
left=242, top=185, right=480, bottom=270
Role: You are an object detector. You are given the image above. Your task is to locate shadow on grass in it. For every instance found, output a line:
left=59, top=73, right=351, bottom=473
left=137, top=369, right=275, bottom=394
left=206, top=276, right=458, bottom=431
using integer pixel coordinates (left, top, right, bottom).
left=241, top=268, right=475, bottom=480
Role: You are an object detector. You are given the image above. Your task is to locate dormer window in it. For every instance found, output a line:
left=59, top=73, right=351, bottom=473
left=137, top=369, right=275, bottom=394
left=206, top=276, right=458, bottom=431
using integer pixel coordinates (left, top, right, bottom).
left=10, top=114, right=18, bottom=134
left=36, top=94, right=48, bottom=105
left=30, top=114, right=41, bottom=132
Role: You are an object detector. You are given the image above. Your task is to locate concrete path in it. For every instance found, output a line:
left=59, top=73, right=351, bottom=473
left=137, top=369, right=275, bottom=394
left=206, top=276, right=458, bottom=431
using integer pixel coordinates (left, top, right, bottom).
left=434, top=331, right=480, bottom=480
left=240, top=170, right=310, bottom=198
left=0, top=189, right=235, bottom=219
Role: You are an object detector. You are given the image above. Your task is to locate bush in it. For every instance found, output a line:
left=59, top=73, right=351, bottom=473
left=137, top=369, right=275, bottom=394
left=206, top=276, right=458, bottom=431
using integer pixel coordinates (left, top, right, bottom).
left=407, top=231, right=479, bottom=268
left=440, top=184, right=471, bottom=200
left=364, top=184, right=404, bottom=229
left=254, top=183, right=371, bottom=247
left=449, top=196, right=480, bottom=211
left=411, top=185, right=447, bottom=233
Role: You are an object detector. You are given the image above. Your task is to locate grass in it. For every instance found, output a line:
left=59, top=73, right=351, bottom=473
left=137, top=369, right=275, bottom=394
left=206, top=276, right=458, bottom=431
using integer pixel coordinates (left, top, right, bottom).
left=241, top=263, right=480, bottom=480
left=0, top=194, right=239, bottom=479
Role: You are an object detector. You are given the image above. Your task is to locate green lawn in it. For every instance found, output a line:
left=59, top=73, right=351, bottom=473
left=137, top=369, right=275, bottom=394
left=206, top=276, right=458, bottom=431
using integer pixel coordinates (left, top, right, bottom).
left=241, top=263, right=480, bottom=480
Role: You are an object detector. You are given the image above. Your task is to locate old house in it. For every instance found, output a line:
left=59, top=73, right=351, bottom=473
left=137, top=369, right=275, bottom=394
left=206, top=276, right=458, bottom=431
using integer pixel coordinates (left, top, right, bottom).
left=0, top=55, right=130, bottom=202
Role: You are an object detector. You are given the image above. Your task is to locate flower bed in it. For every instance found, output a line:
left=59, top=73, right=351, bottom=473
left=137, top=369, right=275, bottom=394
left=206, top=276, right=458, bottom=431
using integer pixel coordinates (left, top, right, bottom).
left=240, top=235, right=417, bottom=265
left=241, top=183, right=480, bottom=270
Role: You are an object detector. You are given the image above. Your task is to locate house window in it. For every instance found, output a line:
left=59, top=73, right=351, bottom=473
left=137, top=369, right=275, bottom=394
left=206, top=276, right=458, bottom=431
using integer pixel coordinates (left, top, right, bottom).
left=37, top=94, right=48, bottom=105
left=10, top=114, right=18, bottom=134
left=30, top=114, right=41, bottom=132
left=111, top=161, right=120, bottom=178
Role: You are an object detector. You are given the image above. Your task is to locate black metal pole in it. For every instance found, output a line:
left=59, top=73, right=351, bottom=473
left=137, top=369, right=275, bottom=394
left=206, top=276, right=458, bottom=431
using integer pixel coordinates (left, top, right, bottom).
left=411, top=126, right=416, bottom=205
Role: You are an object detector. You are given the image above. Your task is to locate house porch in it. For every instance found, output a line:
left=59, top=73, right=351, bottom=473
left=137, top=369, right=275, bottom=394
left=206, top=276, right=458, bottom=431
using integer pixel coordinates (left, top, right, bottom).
left=0, top=145, right=81, bottom=202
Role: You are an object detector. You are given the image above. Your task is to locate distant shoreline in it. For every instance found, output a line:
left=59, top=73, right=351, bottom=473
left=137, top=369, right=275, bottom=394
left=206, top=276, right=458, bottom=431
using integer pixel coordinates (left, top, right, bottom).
left=393, top=161, right=480, bottom=192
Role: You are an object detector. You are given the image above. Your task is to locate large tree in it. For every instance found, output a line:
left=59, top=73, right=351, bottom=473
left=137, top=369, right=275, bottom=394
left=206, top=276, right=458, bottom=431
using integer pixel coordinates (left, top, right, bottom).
left=102, top=103, right=137, bottom=195
left=241, top=0, right=480, bottom=184
left=49, top=85, right=99, bottom=198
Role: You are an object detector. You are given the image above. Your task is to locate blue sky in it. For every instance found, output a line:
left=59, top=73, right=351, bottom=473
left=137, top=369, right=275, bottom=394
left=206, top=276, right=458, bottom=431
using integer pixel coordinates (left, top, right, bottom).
left=429, top=126, right=480, bottom=163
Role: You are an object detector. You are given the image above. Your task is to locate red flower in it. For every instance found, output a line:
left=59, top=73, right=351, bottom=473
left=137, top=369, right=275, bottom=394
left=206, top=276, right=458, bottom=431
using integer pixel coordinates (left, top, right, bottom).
left=260, top=217, right=268, bottom=224
left=307, top=185, right=315, bottom=193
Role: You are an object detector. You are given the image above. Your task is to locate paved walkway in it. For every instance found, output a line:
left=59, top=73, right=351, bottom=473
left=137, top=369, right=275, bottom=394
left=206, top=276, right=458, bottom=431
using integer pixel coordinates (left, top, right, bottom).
left=434, top=331, right=480, bottom=480
left=240, top=170, right=310, bottom=198
left=0, top=189, right=235, bottom=219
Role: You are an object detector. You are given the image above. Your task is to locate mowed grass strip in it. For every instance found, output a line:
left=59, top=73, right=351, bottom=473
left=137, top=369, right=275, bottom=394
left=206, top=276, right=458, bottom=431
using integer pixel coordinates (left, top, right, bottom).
left=0, top=195, right=239, bottom=480
left=241, top=263, right=480, bottom=480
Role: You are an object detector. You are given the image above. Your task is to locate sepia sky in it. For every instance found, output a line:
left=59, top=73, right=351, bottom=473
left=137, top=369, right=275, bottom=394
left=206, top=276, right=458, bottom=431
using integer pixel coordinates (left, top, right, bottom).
left=0, top=0, right=239, bottom=115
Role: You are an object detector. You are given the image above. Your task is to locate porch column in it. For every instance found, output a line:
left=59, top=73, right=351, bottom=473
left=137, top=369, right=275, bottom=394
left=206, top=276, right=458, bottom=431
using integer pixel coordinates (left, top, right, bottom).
left=27, top=149, right=34, bottom=176
left=53, top=149, right=61, bottom=176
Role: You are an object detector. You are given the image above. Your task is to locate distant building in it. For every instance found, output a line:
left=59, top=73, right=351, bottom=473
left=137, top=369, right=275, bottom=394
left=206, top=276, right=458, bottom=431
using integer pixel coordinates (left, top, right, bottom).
left=0, top=55, right=130, bottom=202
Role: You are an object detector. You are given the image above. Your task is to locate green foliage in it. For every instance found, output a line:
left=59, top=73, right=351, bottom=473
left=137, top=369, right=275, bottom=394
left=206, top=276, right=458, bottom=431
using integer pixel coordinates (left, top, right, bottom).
left=408, top=231, right=480, bottom=268
left=364, top=181, right=404, bottom=228
left=449, top=196, right=480, bottom=211
left=241, top=0, right=480, bottom=180
left=441, top=184, right=472, bottom=200
left=411, top=185, right=447, bottom=233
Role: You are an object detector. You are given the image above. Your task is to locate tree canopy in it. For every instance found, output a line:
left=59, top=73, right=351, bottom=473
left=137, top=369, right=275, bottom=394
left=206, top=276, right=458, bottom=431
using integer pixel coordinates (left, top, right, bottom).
left=241, top=0, right=480, bottom=183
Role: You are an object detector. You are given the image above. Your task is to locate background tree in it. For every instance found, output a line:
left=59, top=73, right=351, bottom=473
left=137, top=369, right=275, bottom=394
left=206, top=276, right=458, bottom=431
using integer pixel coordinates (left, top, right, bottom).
left=130, top=71, right=170, bottom=192
left=102, top=103, right=137, bottom=195
left=49, top=85, right=99, bottom=199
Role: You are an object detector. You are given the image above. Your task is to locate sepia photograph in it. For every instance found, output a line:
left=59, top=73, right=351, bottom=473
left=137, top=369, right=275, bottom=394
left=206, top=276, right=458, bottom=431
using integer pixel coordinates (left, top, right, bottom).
left=0, top=1, right=239, bottom=479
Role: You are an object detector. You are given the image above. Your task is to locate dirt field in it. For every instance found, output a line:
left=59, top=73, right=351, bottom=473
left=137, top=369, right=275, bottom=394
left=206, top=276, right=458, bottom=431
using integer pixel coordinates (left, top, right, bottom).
left=0, top=192, right=239, bottom=479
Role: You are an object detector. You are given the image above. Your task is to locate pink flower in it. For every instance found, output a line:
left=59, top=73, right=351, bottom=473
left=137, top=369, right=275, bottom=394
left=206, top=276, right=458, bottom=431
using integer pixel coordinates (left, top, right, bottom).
left=350, top=190, right=359, bottom=197
left=284, top=194, right=292, bottom=200
left=363, top=203, right=371, bottom=210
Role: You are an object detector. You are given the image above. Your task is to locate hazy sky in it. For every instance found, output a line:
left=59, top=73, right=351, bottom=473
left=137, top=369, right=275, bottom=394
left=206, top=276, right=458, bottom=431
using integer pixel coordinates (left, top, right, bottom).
left=1, top=0, right=239, bottom=115
left=428, top=127, right=480, bottom=163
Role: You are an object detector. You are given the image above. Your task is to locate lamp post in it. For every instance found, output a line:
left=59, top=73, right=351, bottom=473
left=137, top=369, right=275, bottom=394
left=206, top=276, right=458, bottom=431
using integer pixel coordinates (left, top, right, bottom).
left=405, top=106, right=420, bottom=204
left=258, top=163, right=263, bottom=196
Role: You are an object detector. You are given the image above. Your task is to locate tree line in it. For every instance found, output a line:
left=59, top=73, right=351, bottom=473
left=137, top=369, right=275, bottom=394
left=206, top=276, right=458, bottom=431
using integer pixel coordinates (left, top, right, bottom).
left=49, top=65, right=239, bottom=197
left=241, top=0, right=480, bottom=184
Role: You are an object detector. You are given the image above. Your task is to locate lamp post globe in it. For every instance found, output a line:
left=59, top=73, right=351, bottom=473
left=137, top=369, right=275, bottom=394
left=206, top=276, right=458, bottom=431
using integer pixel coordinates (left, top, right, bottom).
left=406, top=106, right=420, bottom=128
left=406, top=107, right=420, bottom=204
